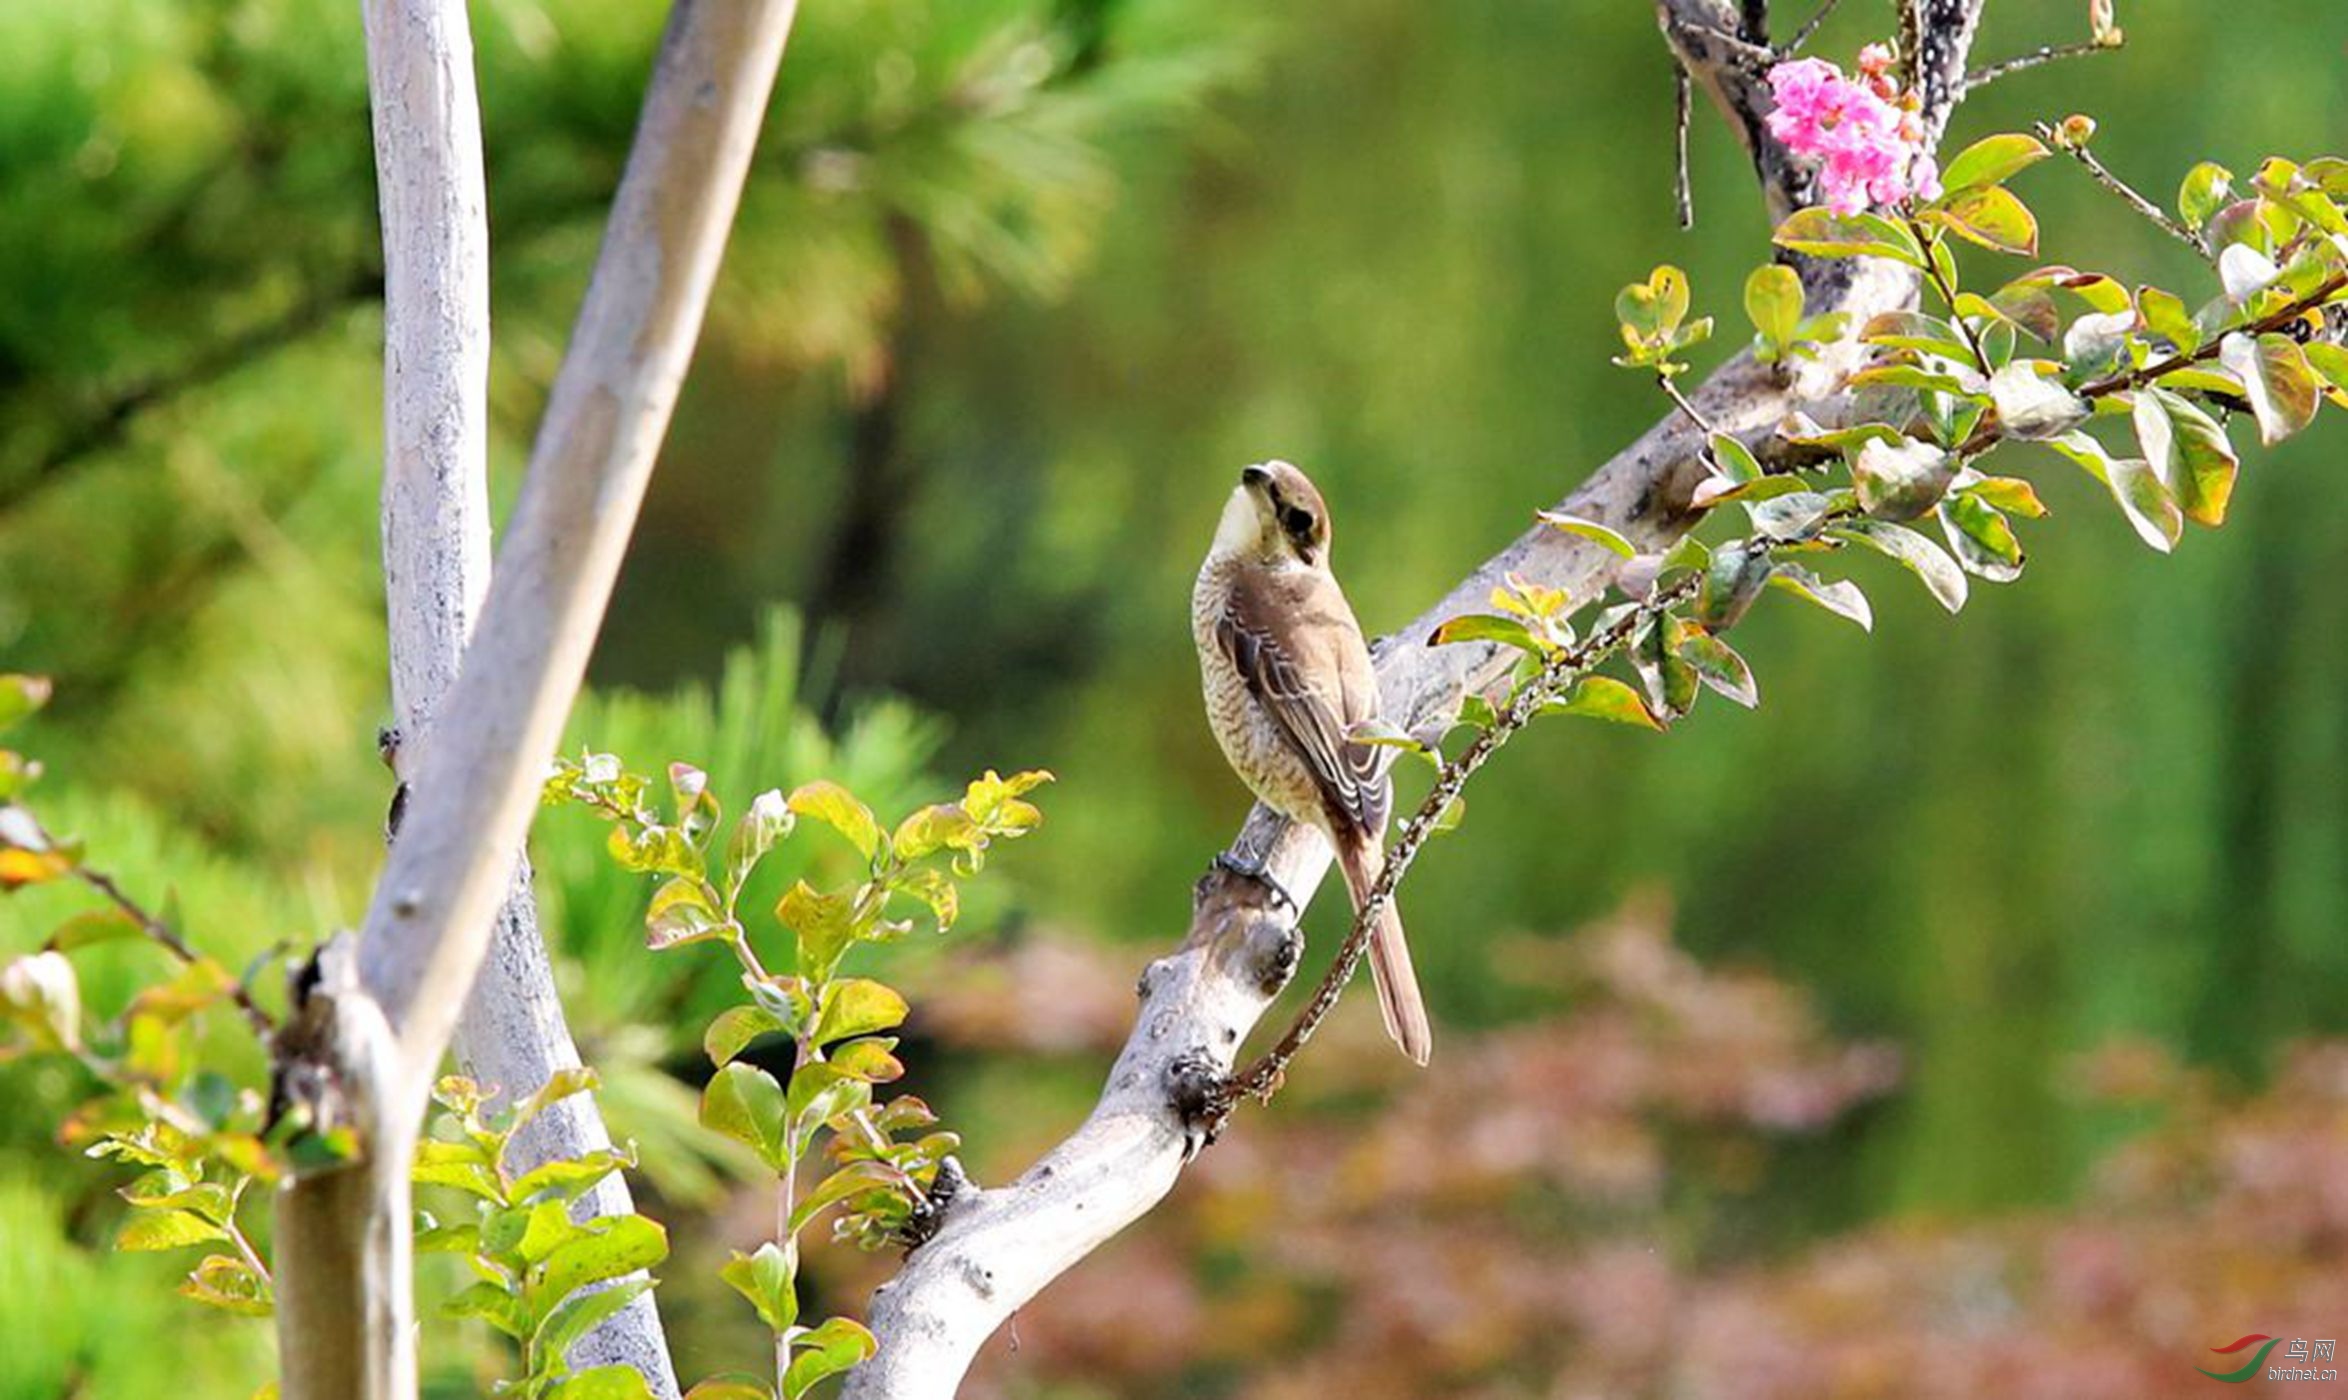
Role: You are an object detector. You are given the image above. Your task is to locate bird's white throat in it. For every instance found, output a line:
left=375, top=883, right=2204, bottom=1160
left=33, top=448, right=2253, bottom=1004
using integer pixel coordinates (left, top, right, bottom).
left=1208, top=485, right=1267, bottom=561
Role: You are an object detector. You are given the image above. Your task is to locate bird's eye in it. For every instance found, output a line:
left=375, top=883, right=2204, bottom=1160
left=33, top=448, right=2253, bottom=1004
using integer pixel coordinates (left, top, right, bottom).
left=1282, top=507, right=1316, bottom=540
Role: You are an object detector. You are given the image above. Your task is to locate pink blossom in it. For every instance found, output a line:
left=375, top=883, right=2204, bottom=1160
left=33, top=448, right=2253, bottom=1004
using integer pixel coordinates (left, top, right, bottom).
left=1764, top=52, right=1936, bottom=215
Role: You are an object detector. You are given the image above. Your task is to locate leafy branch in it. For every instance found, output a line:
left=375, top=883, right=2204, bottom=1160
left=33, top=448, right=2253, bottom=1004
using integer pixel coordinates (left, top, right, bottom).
left=1211, top=98, right=2348, bottom=1128
left=547, top=755, right=1051, bottom=1400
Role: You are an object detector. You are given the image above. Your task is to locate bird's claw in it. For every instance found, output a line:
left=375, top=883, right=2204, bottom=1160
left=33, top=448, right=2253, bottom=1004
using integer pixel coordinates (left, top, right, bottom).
left=1212, top=848, right=1298, bottom=913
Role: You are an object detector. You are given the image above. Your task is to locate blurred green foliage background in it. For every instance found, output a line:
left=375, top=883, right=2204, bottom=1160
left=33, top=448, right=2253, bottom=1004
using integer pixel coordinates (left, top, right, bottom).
left=3, top=1, right=2347, bottom=1396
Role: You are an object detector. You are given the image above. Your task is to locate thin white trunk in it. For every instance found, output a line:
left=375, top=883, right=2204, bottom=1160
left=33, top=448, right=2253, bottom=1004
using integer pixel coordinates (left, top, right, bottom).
left=276, top=2, right=803, bottom=1395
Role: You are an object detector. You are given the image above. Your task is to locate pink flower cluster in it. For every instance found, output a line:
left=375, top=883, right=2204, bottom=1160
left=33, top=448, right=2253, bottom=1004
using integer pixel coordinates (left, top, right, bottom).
left=1765, top=45, right=1940, bottom=216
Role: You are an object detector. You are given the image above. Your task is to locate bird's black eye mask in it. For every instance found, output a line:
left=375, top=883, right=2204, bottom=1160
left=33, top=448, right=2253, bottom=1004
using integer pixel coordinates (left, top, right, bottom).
left=1280, top=504, right=1318, bottom=553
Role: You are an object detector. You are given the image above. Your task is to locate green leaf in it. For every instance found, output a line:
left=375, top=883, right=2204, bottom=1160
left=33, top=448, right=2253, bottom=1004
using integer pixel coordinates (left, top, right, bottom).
left=442, top=1280, right=527, bottom=1340
left=721, top=1241, right=799, bottom=1333
left=1933, top=185, right=2038, bottom=256
left=684, top=1383, right=774, bottom=1400
left=1631, top=618, right=1700, bottom=718
left=1848, top=363, right=1984, bottom=397
left=1694, top=473, right=1814, bottom=509
left=1859, top=310, right=1974, bottom=361
left=958, top=769, right=1054, bottom=835
left=178, top=1255, right=274, bottom=1316
left=1826, top=520, right=1968, bottom=613
left=1695, top=541, right=1771, bottom=631
left=1708, top=433, right=1764, bottom=484
left=549, top=1366, right=659, bottom=1400
left=667, top=763, right=718, bottom=844
left=606, top=823, right=701, bottom=880
left=414, top=1221, right=480, bottom=1255
left=1745, top=490, right=1836, bottom=543
left=646, top=877, right=731, bottom=951
left=1766, top=565, right=1873, bottom=631
left=702, top=1063, right=790, bottom=1168
left=725, top=789, right=795, bottom=895
left=485, top=1199, right=586, bottom=1268
left=2219, top=332, right=2320, bottom=446
left=537, top=1277, right=655, bottom=1362
left=1660, top=533, right=1713, bottom=572
left=1964, top=476, right=2048, bottom=519
left=2178, top=161, right=2234, bottom=231
left=786, top=1064, right=874, bottom=1148
left=783, top=1317, right=880, bottom=1400
left=813, top=979, right=909, bottom=1047
left=2137, top=286, right=2200, bottom=355
left=116, top=1207, right=226, bottom=1253
left=891, top=805, right=977, bottom=863
left=1939, top=133, right=2049, bottom=193
left=1772, top=209, right=1925, bottom=267
left=2132, top=389, right=2239, bottom=526
left=121, top=1177, right=234, bottom=1224
left=790, top=1160, right=901, bottom=1235
left=1937, top=494, right=2024, bottom=582
left=890, top=866, right=959, bottom=933
left=704, top=1005, right=789, bottom=1067
left=1988, top=365, right=2089, bottom=441
left=1427, top=614, right=1547, bottom=654
left=535, top=1215, right=669, bottom=1308
left=2306, top=340, right=2348, bottom=406
left=2047, top=431, right=2180, bottom=553
left=1852, top=437, right=1957, bottom=521
left=43, top=907, right=143, bottom=953
left=827, top=1036, right=904, bottom=1084
left=785, top=781, right=882, bottom=862
left=1536, top=512, right=1635, bottom=557
left=1675, top=630, right=1758, bottom=708
left=412, top=1138, right=503, bottom=1201
left=1541, top=676, right=1662, bottom=730
left=1744, top=264, right=1804, bottom=357
left=511, top=1148, right=636, bottom=1206
left=514, top=1067, right=600, bottom=1135
left=1615, top=265, right=1691, bottom=344
left=774, top=881, right=860, bottom=980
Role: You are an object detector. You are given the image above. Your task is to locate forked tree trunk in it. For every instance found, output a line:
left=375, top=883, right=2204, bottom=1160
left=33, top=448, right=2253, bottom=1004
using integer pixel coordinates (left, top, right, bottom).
left=271, top=3, right=802, bottom=1395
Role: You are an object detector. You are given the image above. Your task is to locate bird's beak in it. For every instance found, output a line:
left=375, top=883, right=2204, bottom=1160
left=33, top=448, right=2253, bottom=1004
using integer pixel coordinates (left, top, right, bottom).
left=1239, top=463, right=1271, bottom=492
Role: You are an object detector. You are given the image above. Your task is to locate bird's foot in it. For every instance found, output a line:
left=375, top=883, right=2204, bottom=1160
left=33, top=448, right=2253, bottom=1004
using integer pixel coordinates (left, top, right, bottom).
left=1212, top=848, right=1298, bottom=914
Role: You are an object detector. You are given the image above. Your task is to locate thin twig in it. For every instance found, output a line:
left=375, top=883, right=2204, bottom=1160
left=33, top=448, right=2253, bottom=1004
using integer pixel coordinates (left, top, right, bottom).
left=72, top=864, right=278, bottom=1040
left=1784, top=0, right=1841, bottom=55
left=1212, top=573, right=1700, bottom=1119
left=1903, top=213, right=1992, bottom=374
left=2036, top=122, right=2212, bottom=265
left=1965, top=38, right=2116, bottom=93
left=1657, top=372, right=1716, bottom=434
left=1674, top=62, right=1695, bottom=229
left=225, top=1179, right=275, bottom=1285
left=722, top=924, right=931, bottom=1213
left=2080, top=272, right=2348, bottom=400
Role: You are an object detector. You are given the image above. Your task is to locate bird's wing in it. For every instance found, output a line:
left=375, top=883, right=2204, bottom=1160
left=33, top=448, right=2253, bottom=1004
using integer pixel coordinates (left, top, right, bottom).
left=1216, top=568, right=1392, bottom=835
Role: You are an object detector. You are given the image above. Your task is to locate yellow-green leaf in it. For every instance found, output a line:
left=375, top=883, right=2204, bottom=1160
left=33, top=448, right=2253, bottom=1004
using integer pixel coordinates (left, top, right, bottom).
left=1939, top=133, right=2049, bottom=193
left=812, top=978, right=908, bottom=1047
left=1543, top=676, right=1662, bottom=730
left=785, top=781, right=881, bottom=861
left=117, top=1207, right=228, bottom=1253
left=1934, top=185, right=2038, bottom=256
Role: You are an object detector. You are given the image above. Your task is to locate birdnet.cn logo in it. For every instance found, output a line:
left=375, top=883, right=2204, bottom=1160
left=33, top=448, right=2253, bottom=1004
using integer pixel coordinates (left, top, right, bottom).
left=2199, top=1334, right=2340, bottom=1384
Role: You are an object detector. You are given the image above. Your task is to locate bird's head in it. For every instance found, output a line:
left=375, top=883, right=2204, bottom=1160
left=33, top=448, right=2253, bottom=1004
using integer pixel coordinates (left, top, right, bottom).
left=1214, top=460, right=1333, bottom=568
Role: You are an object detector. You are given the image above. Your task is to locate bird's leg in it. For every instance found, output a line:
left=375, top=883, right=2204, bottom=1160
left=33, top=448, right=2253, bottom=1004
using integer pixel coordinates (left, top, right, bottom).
left=1211, top=848, right=1298, bottom=915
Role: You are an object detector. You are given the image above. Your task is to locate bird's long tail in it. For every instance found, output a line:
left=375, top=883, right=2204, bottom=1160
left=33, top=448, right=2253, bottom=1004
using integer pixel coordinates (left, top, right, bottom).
left=1334, top=832, right=1432, bottom=1065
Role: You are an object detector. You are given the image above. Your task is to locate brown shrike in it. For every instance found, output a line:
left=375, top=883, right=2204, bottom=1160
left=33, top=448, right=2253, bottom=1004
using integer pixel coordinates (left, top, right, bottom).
left=1193, top=460, right=1432, bottom=1065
